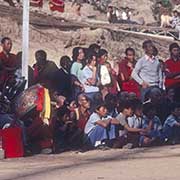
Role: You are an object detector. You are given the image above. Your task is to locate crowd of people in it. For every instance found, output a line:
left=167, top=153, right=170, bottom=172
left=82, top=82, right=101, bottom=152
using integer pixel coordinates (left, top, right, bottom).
left=0, top=36, right=180, bottom=156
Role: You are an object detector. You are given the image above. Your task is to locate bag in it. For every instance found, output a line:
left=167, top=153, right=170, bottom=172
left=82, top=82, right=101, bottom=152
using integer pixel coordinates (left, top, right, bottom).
left=2, top=127, right=24, bottom=158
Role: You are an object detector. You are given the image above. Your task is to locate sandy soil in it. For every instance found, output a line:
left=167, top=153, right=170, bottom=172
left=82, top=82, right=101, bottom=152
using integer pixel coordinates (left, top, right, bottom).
left=0, top=145, right=180, bottom=180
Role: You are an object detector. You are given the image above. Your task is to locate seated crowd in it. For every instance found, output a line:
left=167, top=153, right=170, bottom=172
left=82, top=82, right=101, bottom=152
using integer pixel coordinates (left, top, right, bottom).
left=0, top=36, right=180, bottom=156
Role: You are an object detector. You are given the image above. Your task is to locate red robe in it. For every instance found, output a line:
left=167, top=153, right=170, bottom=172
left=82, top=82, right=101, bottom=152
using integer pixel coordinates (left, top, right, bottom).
left=165, top=58, right=180, bottom=88
left=0, top=51, right=17, bottom=87
left=119, top=59, right=140, bottom=97
left=49, top=0, right=65, bottom=12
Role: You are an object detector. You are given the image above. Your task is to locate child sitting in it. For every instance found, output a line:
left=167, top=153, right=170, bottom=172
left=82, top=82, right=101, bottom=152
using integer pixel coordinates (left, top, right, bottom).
left=163, top=103, right=180, bottom=144
left=140, top=102, right=163, bottom=147
left=127, top=99, right=145, bottom=147
left=84, top=103, right=118, bottom=148
left=114, top=100, right=146, bottom=148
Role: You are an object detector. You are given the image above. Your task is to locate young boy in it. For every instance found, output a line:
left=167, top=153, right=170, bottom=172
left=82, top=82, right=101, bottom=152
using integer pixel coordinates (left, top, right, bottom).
left=163, top=103, right=180, bottom=144
left=84, top=103, right=117, bottom=147
left=127, top=100, right=145, bottom=147
left=114, top=100, right=146, bottom=148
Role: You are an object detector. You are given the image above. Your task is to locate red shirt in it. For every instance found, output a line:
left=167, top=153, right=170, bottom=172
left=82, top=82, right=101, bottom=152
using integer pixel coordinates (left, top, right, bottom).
left=165, top=58, right=180, bottom=88
left=0, top=51, right=17, bottom=86
left=0, top=51, right=17, bottom=68
left=119, top=58, right=140, bottom=97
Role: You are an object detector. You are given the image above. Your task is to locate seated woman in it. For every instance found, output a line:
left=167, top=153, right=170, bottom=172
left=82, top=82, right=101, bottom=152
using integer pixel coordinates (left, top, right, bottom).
left=118, top=48, right=140, bottom=97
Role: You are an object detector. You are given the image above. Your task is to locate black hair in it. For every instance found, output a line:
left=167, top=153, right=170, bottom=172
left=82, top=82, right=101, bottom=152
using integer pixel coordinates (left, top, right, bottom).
left=169, top=43, right=179, bottom=52
left=131, top=99, right=142, bottom=112
left=125, top=47, right=135, bottom=55
left=95, top=102, right=107, bottom=111
left=1, top=37, right=11, bottom=44
left=97, top=49, right=108, bottom=58
left=142, top=40, right=153, bottom=49
left=35, top=50, right=47, bottom=60
left=60, top=55, right=71, bottom=67
left=170, top=103, right=180, bottom=113
left=153, top=46, right=158, bottom=56
left=72, top=47, right=83, bottom=62
left=88, top=43, right=100, bottom=52
left=119, top=100, right=134, bottom=112
left=56, top=105, right=71, bottom=119
left=143, top=102, right=156, bottom=116
left=87, top=51, right=97, bottom=64
left=105, top=93, right=117, bottom=103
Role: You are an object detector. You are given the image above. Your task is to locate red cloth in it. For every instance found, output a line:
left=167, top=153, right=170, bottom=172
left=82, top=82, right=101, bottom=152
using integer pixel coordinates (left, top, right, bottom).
left=0, top=51, right=17, bottom=67
left=36, top=86, right=45, bottom=112
left=0, top=51, right=17, bottom=87
left=119, top=59, right=140, bottom=97
left=108, top=69, right=119, bottom=95
left=27, top=116, right=53, bottom=149
left=30, top=0, right=43, bottom=7
left=33, top=64, right=39, bottom=79
left=165, top=59, right=180, bottom=88
left=2, top=127, right=24, bottom=158
left=76, top=109, right=90, bottom=131
left=49, top=0, right=65, bottom=12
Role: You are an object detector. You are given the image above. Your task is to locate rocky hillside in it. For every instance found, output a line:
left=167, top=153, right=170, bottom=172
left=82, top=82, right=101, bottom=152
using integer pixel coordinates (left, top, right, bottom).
left=0, top=0, right=178, bottom=67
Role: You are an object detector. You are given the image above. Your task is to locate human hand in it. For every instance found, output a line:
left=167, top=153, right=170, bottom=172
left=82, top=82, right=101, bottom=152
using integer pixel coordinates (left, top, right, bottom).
left=142, top=81, right=149, bottom=89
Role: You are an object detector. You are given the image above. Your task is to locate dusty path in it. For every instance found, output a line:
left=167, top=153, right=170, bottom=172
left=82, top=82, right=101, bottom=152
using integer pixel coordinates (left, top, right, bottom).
left=0, top=145, right=180, bottom=180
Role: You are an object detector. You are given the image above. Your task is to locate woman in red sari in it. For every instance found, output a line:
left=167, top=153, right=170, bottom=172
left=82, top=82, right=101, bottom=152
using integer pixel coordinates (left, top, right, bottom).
left=118, top=48, right=140, bottom=97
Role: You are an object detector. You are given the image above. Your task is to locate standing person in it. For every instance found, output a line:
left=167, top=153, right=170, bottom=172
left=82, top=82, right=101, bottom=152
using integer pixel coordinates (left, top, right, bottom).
left=33, top=50, right=58, bottom=89
left=80, top=52, right=99, bottom=101
left=171, top=10, right=180, bottom=40
left=118, top=48, right=140, bottom=97
left=165, top=43, right=180, bottom=101
left=0, top=37, right=17, bottom=90
left=51, top=56, right=72, bottom=100
left=97, top=49, right=111, bottom=99
left=131, top=40, right=162, bottom=102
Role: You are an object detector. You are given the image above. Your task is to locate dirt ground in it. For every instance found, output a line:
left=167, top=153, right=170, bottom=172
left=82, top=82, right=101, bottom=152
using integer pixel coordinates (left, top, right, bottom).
left=0, top=145, right=180, bottom=180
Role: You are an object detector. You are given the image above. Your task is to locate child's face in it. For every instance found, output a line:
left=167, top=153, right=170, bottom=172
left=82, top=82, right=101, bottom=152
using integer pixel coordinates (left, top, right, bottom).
left=174, top=108, right=180, bottom=117
left=126, top=107, right=133, bottom=117
left=146, top=109, right=156, bottom=119
left=97, top=106, right=107, bottom=117
left=126, top=51, right=135, bottom=62
left=174, top=12, right=178, bottom=17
